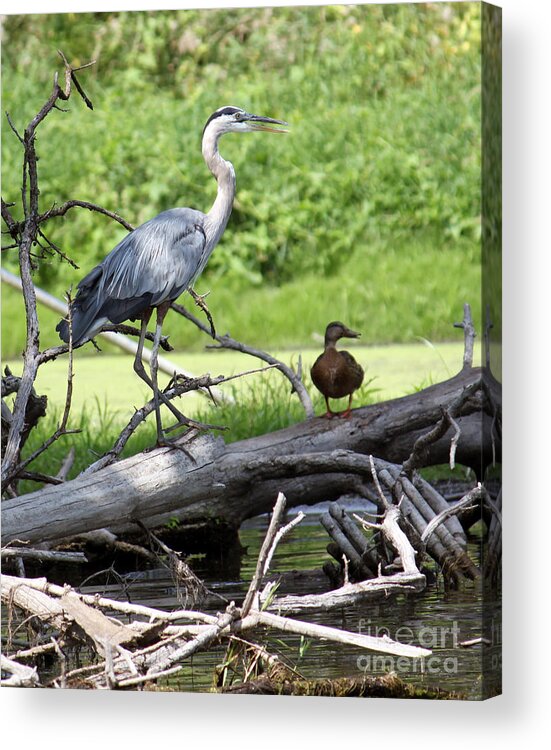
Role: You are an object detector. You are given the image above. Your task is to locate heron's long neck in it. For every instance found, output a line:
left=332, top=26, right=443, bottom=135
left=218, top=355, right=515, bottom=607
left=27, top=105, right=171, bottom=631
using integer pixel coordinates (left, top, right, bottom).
left=202, top=128, right=236, bottom=250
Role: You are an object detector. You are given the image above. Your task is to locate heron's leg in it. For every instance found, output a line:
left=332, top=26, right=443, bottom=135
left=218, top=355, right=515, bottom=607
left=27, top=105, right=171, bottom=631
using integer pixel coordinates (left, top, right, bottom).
left=150, top=302, right=171, bottom=443
left=132, top=309, right=186, bottom=426
left=133, top=309, right=153, bottom=382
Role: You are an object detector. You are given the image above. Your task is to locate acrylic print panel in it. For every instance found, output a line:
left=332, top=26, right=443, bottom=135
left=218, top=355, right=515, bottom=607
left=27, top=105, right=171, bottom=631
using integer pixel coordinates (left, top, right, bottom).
left=1, top=2, right=501, bottom=698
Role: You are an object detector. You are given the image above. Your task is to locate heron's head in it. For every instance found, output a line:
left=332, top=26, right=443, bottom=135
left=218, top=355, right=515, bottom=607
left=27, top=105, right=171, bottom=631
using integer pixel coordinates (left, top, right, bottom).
left=203, top=106, right=288, bottom=139
left=324, top=321, right=361, bottom=347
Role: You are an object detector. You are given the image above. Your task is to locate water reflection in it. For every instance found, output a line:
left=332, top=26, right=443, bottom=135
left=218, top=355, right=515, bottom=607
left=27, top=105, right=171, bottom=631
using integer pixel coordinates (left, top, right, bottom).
left=78, top=510, right=499, bottom=699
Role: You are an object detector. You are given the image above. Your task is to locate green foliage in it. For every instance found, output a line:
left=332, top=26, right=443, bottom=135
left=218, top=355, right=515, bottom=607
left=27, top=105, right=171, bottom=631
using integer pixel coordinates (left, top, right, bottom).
left=3, top=228, right=481, bottom=358
left=2, top=4, right=482, bottom=356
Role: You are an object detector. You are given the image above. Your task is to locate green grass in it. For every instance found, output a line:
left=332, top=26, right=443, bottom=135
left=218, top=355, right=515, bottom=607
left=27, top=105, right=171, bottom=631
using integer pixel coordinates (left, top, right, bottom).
left=6, top=338, right=479, bottom=494
left=4, top=340, right=479, bottom=421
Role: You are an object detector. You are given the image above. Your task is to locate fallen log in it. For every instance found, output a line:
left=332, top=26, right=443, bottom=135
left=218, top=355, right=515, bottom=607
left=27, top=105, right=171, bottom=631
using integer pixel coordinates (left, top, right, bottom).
left=2, top=527, right=431, bottom=690
left=1, top=366, right=496, bottom=547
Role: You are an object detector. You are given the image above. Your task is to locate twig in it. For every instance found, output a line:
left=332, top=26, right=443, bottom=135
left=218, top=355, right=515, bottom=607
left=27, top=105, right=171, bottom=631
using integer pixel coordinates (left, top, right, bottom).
left=9, top=470, right=63, bottom=486
left=420, top=484, right=484, bottom=543
left=263, top=510, right=305, bottom=576
left=453, top=302, right=476, bottom=370
left=187, top=287, right=216, bottom=338
left=5, top=113, right=24, bottom=144
left=369, top=454, right=390, bottom=509
left=37, top=200, right=134, bottom=232
left=447, top=412, right=461, bottom=470
left=459, top=637, right=491, bottom=648
left=241, top=492, right=287, bottom=617
left=342, top=554, right=350, bottom=585
left=37, top=228, right=79, bottom=268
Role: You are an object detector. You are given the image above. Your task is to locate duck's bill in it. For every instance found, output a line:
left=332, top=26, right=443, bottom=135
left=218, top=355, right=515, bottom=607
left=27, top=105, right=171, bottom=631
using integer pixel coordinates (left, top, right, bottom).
left=344, top=328, right=361, bottom=338
left=247, top=114, right=289, bottom=133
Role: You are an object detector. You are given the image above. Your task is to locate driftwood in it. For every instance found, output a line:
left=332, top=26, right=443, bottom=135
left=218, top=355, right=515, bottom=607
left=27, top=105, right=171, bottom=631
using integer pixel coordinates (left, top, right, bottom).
left=1, top=547, right=87, bottom=564
left=1, top=363, right=495, bottom=548
left=1, top=495, right=431, bottom=689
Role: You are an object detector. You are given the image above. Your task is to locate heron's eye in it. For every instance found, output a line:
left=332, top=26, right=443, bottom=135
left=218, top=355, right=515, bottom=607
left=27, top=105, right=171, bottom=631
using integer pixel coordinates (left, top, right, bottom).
left=234, top=112, right=243, bottom=121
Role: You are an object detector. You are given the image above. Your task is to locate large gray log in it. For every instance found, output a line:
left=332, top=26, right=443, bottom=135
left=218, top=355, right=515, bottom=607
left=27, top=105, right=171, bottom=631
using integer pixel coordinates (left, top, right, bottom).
left=2, top=367, right=495, bottom=546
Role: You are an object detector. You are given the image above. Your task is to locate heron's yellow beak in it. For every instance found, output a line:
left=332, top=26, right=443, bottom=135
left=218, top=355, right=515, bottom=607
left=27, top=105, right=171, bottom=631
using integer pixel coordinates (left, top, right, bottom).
left=246, top=114, right=289, bottom=133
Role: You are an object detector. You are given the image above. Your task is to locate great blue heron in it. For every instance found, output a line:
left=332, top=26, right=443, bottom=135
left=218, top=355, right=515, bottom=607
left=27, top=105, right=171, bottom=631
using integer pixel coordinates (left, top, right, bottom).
left=57, top=105, right=288, bottom=442
left=310, top=322, right=364, bottom=418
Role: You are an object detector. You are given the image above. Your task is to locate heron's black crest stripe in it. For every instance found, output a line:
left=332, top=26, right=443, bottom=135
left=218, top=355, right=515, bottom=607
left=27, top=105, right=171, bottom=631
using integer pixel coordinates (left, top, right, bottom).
left=203, top=106, right=242, bottom=135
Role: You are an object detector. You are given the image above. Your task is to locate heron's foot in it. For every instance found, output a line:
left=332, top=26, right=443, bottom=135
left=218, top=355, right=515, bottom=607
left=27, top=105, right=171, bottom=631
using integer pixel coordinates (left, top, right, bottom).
left=163, top=414, right=227, bottom=434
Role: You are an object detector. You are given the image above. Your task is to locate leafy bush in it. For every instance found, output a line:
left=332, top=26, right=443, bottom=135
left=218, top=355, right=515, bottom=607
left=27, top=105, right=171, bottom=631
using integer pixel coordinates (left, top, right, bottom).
left=2, top=3, right=482, bottom=357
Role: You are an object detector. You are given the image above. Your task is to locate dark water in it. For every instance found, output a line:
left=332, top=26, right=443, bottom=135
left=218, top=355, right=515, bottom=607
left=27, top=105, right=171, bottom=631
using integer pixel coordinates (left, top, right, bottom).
left=75, top=504, right=500, bottom=699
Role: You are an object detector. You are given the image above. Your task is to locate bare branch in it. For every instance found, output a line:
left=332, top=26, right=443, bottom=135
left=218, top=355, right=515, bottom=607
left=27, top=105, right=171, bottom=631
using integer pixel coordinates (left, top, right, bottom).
left=8, top=292, right=77, bottom=482
left=263, top=510, right=305, bottom=576
left=454, top=302, right=476, bottom=369
left=420, top=484, right=484, bottom=543
left=401, top=378, right=482, bottom=477
left=1, top=547, right=87, bottom=564
left=5, top=112, right=24, bottom=144
left=447, top=411, right=461, bottom=470
left=37, top=229, right=79, bottom=268
left=79, top=365, right=276, bottom=475
left=241, top=492, right=287, bottom=617
left=1, top=52, right=95, bottom=488
left=37, top=324, right=173, bottom=366
left=171, top=301, right=315, bottom=418
left=37, top=200, right=134, bottom=232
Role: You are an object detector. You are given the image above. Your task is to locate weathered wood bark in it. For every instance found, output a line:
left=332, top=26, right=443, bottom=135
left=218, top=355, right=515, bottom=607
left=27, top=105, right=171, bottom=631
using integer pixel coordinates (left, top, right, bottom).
left=1, top=366, right=496, bottom=547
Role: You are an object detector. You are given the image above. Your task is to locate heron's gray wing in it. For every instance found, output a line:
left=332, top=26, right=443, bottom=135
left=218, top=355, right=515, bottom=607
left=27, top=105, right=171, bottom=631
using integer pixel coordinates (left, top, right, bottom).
left=93, top=209, right=206, bottom=324
left=99, top=210, right=205, bottom=299
left=58, top=209, right=206, bottom=343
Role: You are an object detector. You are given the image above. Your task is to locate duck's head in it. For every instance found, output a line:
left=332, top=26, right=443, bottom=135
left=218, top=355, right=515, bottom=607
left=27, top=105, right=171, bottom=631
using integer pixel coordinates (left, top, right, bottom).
left=324, top=321, right=361, bottom=347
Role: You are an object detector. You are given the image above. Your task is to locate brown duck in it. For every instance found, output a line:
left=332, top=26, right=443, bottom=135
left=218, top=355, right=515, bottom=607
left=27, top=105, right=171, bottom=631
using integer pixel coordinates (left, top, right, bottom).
left=310, top=321, right=364, bottom=418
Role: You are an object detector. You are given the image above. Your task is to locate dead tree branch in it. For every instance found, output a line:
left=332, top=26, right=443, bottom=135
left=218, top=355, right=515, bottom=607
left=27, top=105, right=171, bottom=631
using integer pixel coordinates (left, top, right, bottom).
left=1, top=495, right=431, bottom=689
left=2, top=364, right=495, bottom=548
left=171, top=301, right=315, bottom=418
left=241, top=491, right=287, bottom=617
left=37, top=200, right=134, bottom=232
left=1, top=52, right=97, bottom=488
left=80, top=364, right=275, bottom=475
left=454, top=302, right=476, bottom=369
left=420, top=484, right=485, bottom=543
